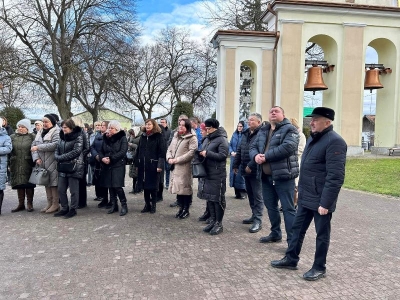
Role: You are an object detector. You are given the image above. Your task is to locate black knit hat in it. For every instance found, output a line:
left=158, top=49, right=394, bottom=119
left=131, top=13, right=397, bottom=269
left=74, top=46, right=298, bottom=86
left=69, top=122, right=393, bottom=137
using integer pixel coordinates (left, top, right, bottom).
left=44, top=114, right=57, bottom=126
left=204, top=118, right=220, bottom=129
left=50, top=113, right=60, bottom=122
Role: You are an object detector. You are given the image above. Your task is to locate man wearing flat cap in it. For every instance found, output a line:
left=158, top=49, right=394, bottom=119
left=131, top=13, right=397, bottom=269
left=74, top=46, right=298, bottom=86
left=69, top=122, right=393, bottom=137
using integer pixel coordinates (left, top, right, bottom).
left=271, top=107, right=347, bottom=281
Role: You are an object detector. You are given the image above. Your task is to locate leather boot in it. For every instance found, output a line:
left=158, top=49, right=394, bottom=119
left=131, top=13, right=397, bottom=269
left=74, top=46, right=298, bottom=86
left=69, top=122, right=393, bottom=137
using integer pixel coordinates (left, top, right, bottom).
left=26, top=188, right=34, bottom=212
left=198, top=201, right=210, bottom=221
left=175, top=206, right=184, bottom=218
left=97, top=197, right=108, bottom=208
left=0, top=190, right=4, bottom=215
left=150, top=200, right=156, bottom=214
left=107, top=194, right=118, bottom=214
left=41, top=188, right=52, bottom=212
left=119, top=198, right=128, bottom=216
left=12, top=189, right=26, bottom=213
left=203, top=201, right=216, bottom=232
left=179, top=195, right=190, bottom=219
left=46, top=187, right=60, bottom=213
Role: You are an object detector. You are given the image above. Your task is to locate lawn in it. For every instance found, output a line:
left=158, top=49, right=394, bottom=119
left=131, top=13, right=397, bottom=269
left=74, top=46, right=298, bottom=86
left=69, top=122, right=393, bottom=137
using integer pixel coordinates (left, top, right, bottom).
left=344, top=158, right=400, bottom=197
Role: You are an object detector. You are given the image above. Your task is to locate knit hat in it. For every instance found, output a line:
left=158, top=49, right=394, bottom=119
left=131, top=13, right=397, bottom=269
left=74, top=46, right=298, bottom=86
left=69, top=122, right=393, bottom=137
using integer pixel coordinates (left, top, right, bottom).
left=204, top=118, right=220, bottom=129
left=44, top=114, right=57, bottom=126
left=17, top=119, right=32, bottom=133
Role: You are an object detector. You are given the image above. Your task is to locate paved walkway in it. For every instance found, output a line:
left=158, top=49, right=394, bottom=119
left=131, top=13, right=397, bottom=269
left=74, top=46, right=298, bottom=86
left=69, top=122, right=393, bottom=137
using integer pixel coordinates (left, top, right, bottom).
left=0, top=173, right=399, bottom=299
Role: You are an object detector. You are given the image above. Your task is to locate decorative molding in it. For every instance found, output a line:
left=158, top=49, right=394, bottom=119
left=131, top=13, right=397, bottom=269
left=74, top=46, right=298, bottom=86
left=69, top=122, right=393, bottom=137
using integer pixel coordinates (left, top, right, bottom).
left=280, top=19, right=304, bottom=24
left=343, top=22, right=367, bottom=27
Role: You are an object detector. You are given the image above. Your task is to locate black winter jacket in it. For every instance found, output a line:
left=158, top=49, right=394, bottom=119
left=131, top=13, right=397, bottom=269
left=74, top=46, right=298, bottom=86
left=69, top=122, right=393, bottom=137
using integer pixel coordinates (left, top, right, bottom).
left=298, top=125, right=347, bottom=212
left=55, top=127, right=84, bottom=179
left=98, top=130, right=128, bottom=188
left=233, top=125, right=261, bottom=178
left=197, top=128, right=229, bottom=203
left=249, top=119, right=299, bottom=181
left=135, top=131, right=166, bottom=190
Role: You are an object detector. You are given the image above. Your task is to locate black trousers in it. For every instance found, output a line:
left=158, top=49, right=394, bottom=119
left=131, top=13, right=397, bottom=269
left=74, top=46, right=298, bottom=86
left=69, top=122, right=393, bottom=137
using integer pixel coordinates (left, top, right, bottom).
left=78, top=177, right=87, bottom=207
left=285, top=204, right=332, bottom=271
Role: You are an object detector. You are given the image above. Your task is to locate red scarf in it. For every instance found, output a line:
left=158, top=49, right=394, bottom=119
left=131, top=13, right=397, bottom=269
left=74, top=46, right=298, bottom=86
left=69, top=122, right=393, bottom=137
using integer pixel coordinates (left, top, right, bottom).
left=146, top=130, right=152, bottom=136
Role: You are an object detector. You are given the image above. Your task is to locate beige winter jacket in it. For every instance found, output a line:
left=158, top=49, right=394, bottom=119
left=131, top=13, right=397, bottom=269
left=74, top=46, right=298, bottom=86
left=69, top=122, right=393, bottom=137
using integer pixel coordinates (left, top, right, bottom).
left=166, top=132, right=198, bottom=195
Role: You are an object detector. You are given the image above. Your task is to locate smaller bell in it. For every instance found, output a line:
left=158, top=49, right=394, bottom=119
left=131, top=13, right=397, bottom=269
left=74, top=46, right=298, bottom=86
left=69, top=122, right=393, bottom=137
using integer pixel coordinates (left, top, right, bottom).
left=364, top=69, right=383, bottom=93
left=304, top=66, right=328, bottom=95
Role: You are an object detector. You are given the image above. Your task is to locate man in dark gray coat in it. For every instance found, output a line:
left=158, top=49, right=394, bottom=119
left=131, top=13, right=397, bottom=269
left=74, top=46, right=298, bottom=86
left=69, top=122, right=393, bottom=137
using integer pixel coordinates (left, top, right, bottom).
left=271, top=107, right=347, bottom=281
left=250, top=106, right=299, bottom=244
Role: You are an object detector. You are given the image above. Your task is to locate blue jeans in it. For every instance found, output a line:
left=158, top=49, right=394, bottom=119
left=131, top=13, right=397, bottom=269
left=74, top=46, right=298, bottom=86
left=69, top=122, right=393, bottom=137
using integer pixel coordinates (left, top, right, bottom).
left=286, top=204, right=332, bottom=271
left=244, top=176, right=263, bottom=224
left=261, top=174, right=296, bottom=242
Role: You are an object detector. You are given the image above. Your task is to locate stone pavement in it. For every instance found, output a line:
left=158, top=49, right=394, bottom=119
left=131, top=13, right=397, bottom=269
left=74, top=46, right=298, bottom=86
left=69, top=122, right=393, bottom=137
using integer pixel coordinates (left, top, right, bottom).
left=0, top=173, right=399, bottom=299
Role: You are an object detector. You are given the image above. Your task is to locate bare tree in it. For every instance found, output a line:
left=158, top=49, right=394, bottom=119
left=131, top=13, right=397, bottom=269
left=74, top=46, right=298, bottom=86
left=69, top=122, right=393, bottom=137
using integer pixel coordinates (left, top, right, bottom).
left=203, top=0, right=269, bottom=31
left=112, top=44, right=174, bottom=120
left=0, top=0, right=139, bottom=119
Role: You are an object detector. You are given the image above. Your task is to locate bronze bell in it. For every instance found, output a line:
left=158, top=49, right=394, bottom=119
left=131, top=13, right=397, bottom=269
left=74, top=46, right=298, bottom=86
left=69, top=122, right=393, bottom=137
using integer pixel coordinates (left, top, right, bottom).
left=364, top=69, right=383, bottom=93
left=304, top=66, right=328, bottom=95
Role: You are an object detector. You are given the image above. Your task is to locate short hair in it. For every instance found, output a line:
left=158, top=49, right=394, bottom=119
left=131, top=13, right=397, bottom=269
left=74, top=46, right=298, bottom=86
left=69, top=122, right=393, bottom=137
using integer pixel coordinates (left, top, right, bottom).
left=143, top=119, right=162, bottom=134
left=179, top=114, right=188, bottom=120
left=61, top=118, right=76, bottom=130
left=34, top=120, right=43, bottom=126
left=189, top=117, right=199, bottom=124
left=71, top=116, right=84, bottom=128
left=160, top=118, right=168, bottom=124
left=249, top=112, right=262, bottom=122
left=271, top=106, right=284, bottom=114
left=84, top=123, right=90, bottom=129
left=179, top=119, right=192, bottom=133
left=128, top=129, right=135, bottom=136
left=101, top=121, right=109, bottom=127
left=108, top=120, right=122, bottom=132
left=94, top=121, right=101, bottom=126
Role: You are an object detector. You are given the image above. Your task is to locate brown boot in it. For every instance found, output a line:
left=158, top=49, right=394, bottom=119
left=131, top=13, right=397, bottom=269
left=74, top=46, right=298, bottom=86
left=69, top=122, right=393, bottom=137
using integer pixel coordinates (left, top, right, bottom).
left=41, top=187, right=53, bottom=212
left=46, top=187, right=59, bottom=213
left=26, top=188, right=35, bottom=212
left=12, top=189, right=26, bottom=213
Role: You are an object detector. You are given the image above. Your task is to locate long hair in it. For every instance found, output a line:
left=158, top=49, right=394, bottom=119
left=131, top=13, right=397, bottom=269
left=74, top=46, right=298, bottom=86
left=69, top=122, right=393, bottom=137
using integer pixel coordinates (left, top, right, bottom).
left=143, top=119, right=161, bottom=134
left=180, top=119, right=192, bottom=134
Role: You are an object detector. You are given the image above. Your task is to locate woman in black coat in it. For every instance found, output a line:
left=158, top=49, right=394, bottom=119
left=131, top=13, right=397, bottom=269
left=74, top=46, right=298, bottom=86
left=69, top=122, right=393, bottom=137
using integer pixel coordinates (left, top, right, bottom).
left=90, top=120, right=109, bottom=208
left=135, top=119, right=166, bottom=214
left=54, top=119, right=84, bottom=219
left=197, top=118, right=229, bottom=235
left=98, top=120, right=129, bottom=216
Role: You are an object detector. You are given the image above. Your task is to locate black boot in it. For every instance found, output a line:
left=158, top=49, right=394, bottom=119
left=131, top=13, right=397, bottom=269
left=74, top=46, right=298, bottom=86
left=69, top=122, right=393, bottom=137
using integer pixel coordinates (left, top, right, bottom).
left=141, top=202, right=151, bottom=213
left=97, top=197, right=108, bottom=208
left=179, top=195, right=190, bottom=219
left=175, top=206, right=183, bottom=218
left=150, top=201, right=156, bottom=214
left=107, top=191, right=118, bottom=214
left=0, top=190, right=3, bottom=215
left=210, top=202, right=224, bottom=235
left=119, top=199, right=128, bottom=216
left=198, top=201, right=210, bottom=221
left=203, top=201, right=216, bottom=232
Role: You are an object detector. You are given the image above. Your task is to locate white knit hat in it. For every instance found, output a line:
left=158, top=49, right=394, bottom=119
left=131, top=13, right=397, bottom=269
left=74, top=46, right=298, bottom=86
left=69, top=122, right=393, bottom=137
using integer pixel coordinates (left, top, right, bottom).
left=17, top=119, right=32, bottom=133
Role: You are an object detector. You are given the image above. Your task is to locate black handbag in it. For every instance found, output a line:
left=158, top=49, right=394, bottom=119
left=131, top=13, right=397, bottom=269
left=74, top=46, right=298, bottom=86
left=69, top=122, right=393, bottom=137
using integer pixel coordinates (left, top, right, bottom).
left=29, top=166, right=50, bottom=185
left=192, top=153, right=206, bottom=178
left=58, top=161, right=77, bottom=173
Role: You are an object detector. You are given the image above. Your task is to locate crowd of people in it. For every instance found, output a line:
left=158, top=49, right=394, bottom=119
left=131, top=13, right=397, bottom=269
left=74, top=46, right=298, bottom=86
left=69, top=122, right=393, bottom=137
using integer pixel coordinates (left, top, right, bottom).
left=0, top=106, right=347, bottom=281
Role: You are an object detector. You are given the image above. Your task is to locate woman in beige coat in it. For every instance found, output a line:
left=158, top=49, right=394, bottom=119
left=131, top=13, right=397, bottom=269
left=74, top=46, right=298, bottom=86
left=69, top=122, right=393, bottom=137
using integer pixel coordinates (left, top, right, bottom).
left=166, top=119, right=198, bottom=219
left=31, top=114, right=60, bottom=213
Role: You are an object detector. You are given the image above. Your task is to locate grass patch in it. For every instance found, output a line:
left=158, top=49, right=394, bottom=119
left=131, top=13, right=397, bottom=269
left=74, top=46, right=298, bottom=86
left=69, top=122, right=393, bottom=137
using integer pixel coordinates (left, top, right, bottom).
left=344, top=158, right=400, bottom=197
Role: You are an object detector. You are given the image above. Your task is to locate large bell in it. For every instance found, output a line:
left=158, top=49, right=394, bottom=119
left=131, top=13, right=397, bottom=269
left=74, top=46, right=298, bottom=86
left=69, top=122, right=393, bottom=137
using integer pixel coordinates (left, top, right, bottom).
left=304, top=66, right=328, bottom=95
left=364, top=69, right=383, bottom=93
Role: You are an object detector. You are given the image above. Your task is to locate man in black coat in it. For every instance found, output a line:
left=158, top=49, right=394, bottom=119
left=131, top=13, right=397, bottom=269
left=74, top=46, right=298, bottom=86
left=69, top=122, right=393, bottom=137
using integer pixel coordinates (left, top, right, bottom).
left=233, top=113, right=264, bottom=233
left=271, top=107, right=347, bottom=281
left=250, top=106, right=299, bottom=244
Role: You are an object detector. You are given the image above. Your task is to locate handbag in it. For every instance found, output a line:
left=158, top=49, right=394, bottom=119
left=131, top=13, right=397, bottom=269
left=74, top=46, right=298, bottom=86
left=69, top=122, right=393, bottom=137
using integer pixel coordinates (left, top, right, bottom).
left=58, top=161, right=77, bottom=173
left=29, top=166, right=50, bottom=185
left=192, top=152, right=207, bottom=178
